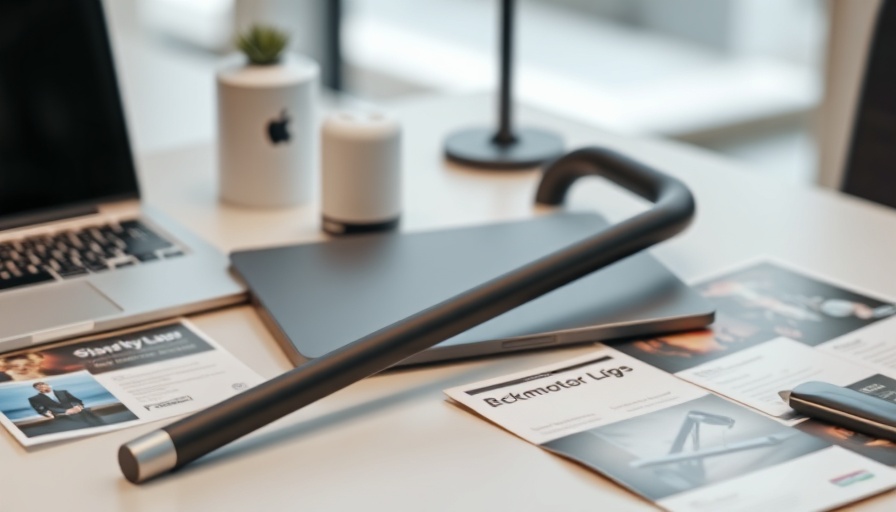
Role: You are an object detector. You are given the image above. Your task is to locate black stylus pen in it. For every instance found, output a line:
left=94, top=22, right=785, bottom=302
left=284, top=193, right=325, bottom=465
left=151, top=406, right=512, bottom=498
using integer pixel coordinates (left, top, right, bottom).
left=118, top=147, right=696, bottom=483
left=780, top=381, right=896, bottom=441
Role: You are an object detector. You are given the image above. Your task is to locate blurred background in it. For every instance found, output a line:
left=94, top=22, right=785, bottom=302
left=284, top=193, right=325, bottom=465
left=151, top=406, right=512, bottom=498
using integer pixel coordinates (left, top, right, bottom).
left=101, top=0, right=874, bottom=188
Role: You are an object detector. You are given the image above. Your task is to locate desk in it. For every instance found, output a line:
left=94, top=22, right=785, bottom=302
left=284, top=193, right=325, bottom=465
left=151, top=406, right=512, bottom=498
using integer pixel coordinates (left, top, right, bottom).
left=3, top=94, right=896, bottom=511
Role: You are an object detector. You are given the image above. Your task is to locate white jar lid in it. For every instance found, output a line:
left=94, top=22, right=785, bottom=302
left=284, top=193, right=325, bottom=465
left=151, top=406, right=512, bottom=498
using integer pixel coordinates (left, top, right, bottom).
left=322, top=110, right=400, bottom=141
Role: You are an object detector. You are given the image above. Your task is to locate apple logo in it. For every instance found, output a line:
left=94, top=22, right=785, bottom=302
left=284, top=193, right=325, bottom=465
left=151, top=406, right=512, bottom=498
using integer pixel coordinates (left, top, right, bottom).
left=267, top=109, right=291, bottom=144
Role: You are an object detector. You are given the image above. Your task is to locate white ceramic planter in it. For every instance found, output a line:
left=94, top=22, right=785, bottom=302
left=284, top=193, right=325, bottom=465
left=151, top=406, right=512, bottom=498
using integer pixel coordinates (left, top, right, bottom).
left=216, top=53, right=319, bottom=208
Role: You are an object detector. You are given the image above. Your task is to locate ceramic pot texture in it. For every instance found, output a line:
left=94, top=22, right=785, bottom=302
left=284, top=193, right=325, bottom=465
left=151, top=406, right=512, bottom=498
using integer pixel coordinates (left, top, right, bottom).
left=217, top=53, right=319, bottom=208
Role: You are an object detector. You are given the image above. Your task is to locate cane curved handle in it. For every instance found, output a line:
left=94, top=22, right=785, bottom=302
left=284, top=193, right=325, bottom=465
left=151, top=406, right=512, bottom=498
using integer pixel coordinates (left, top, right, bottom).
left=533, top=146, right=695, bottom=269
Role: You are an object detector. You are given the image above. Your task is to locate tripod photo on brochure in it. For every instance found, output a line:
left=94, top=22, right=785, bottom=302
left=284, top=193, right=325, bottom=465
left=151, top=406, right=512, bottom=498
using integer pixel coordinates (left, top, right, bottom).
left=445, top=347, right=896, bottom=512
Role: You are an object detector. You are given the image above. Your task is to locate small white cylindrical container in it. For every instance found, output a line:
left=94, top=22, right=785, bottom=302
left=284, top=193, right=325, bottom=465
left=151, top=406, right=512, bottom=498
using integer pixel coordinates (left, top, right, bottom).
left=321, top=111, right=401, bottom=235
left=217, top=53, right=319, bottom=208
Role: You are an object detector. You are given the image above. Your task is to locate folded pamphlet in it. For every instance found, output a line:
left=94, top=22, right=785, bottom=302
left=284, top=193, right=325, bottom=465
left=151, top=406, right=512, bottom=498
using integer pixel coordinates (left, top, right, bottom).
left=446, top=347, right=896, bottom=512
left=0, top=319, right=262, bottom=447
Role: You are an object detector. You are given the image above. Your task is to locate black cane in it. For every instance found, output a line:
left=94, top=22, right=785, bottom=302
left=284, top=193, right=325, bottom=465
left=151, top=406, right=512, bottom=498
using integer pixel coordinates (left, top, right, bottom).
left=118, top=147, right=695, bottom=483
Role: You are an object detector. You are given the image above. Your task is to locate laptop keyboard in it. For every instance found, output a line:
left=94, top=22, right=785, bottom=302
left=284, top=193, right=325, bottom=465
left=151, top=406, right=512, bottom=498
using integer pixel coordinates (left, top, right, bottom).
left=0, top=219, right=183, bottom=291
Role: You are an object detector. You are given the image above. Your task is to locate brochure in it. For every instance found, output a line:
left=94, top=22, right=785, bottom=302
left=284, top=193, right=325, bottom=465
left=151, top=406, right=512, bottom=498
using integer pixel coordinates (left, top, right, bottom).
left=613, top=260, right=896, bottom=464
left=0, top=320, right=262, bottom=447
left=445, top=347, right=896, bottom=512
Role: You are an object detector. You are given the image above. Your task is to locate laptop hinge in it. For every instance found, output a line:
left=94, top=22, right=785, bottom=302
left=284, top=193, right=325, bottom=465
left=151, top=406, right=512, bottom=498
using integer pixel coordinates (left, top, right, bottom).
left=0, top=204, right=100, bottom=232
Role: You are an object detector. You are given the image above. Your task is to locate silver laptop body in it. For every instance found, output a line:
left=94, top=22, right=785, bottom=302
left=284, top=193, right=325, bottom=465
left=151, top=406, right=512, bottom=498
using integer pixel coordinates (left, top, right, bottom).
left=0, top=0, right=245, bottom=352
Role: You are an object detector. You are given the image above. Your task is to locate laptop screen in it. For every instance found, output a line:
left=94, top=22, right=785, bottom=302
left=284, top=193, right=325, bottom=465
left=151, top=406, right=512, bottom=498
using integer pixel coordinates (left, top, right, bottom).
left=0, top=0, right=139, bottom=227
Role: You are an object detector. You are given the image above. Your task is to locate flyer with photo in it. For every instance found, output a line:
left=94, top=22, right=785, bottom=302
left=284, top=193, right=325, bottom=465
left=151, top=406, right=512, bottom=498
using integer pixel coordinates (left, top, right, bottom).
left=613, top=260, right=896, bottom=463
left=445, top=347, right=896, bottom=512
left=0, top=320, right=262, bottom=446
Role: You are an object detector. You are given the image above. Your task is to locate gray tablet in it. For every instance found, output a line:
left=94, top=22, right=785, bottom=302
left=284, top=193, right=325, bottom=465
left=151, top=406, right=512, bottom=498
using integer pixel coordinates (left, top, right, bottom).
left=230, top=213, right=714, bottom=366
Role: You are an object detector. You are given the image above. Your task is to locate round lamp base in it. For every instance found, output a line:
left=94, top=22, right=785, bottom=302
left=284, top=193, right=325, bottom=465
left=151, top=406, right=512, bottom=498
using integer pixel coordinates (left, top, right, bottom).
left=444, top=127, right=564, bottom=170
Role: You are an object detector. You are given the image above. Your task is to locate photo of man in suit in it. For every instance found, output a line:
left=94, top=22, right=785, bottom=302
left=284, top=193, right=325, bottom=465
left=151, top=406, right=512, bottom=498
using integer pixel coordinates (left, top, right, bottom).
left=28, top=382, right=104, bottom=427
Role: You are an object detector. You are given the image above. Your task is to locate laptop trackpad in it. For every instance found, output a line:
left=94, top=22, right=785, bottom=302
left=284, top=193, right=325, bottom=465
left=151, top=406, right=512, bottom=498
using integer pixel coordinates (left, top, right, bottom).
left=0, top=281, right=122, bottom=342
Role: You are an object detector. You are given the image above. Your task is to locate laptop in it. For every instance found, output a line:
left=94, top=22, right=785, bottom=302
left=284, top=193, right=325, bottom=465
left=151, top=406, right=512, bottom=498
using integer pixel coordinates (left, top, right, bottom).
left=0, top=0, right=245, bottom=352
left=231, top=213, right=715, bottom=366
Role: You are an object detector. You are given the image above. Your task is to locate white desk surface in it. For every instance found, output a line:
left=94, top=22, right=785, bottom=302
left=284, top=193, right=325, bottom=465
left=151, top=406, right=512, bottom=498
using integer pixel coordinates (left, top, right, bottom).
left=3, top=94, right=896, bottom=511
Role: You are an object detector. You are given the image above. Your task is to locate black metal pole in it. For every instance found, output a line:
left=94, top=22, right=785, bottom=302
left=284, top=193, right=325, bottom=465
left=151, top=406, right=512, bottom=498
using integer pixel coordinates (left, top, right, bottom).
left=494, top=0, right=515, bottom=145
left=322, top=0, right=343, bottom=91
left=443, top=0, right=564, bottom=169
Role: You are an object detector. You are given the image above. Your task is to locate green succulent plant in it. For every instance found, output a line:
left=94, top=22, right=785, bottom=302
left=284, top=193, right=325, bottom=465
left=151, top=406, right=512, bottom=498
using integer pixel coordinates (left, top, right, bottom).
left=236, top=24, right=290, bottom=65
